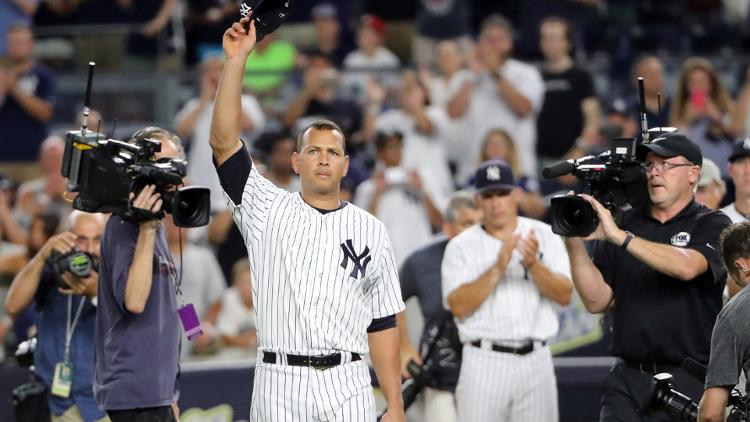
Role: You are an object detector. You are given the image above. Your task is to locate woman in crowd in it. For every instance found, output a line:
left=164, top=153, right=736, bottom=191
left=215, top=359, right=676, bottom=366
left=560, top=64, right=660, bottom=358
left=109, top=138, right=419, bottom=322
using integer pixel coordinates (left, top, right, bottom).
left=670, top=57, right=735, bottom=177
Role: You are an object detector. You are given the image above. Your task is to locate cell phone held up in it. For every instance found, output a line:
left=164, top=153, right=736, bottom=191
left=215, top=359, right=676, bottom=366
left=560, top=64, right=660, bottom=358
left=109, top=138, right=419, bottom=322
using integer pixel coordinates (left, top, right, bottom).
left=691, top=89, right=707, bottom=112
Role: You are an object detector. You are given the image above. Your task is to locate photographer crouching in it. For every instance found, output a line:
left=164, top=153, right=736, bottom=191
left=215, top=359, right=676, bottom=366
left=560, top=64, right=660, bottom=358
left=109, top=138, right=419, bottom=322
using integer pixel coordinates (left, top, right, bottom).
left=93, top=128, right=185, bottom=422
left=562, top=132, right=732, bottom=421
left=5, top=210, right=109, bottom=422
left=698, top=221, right=750, bottom=422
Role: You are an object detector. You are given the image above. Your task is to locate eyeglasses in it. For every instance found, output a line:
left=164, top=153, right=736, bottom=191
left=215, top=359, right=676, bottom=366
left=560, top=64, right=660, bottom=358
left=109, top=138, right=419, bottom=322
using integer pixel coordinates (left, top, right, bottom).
left=642, top=161, right=696, bottom=173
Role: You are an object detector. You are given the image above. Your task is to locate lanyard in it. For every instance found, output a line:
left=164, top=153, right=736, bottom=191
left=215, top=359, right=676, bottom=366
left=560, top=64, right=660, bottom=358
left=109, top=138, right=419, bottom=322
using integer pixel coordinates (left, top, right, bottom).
left=168, top=259, right=184, bottom=307
left=167, top=229, right=184, bottom=307
left=64, top=295, right=86, bottom=364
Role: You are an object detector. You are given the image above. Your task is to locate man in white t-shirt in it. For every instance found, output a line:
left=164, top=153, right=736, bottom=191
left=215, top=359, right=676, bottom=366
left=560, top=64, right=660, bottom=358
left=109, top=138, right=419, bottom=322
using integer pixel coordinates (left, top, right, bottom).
left=375, top=71, right=454, bottom=209
left=342, top=14, right=400, bottom=103
left=441, top=159, right=572, bottom=422
left=174, top=55, right=266, bottom=210
left=163, top=218, right=226, bottom=358
left=428, top=40, right=474, bottom=176
left=354, top=131, right=441, bottom=267
left=449, top=15, right=544, bottom=182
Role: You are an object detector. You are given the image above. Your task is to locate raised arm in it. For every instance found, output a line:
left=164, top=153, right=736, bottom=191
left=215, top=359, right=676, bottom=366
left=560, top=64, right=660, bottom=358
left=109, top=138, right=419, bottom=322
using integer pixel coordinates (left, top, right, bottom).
left=580, top=194, right=721, bottom=281
left=210, top=17, right=257, bottom=165
left=563, top=237, right=614, bottom=313
left=6, top=232, right=77, bottom=317
left=123, top=186, right=163, bottom=314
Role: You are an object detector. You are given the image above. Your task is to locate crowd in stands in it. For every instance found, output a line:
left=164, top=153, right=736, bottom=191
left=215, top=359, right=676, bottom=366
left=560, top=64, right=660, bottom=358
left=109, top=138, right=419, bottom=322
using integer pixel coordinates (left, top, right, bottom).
left=4, top=0, right=750, bottom=365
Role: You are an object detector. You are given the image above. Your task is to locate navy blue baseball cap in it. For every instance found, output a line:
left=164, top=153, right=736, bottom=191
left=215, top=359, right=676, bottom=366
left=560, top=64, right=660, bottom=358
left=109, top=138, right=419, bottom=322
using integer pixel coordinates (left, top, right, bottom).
left=474, top=160, right=516, bottom=193
left=241, top=0, right=291, bottom=42
left=729, top=137, right=750, bottom=162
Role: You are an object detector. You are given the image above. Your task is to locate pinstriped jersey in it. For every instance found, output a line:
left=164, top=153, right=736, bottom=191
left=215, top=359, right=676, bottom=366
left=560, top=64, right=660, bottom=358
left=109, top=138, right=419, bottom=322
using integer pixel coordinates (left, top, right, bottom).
left=223, top=158, right=405, bottom=355
left=441, top=218, right=571, bottom=343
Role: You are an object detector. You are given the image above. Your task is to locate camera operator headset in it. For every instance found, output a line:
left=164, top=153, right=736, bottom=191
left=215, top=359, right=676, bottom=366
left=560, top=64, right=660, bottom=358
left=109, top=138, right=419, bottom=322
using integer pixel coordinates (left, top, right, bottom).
left=93, top=127, right=184, bottom=422
left=562, top=132, right=732, bottom=421
left=698, top=221, right=750, bottom=422
left=5, top=210, right=109, bottom=422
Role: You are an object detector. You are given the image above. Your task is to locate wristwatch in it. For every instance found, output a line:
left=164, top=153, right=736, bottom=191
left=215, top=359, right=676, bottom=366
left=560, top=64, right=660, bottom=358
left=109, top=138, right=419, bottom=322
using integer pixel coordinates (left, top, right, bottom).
left=621, top=231, right=635, bottom=251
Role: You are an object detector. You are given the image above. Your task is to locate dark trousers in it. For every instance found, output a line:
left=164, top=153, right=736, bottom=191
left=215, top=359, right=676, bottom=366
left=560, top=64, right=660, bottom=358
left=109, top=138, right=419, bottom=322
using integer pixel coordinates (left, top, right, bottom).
left=600, top=362, right=704, bottom=422
left=108, top=406, right=176, bottom=422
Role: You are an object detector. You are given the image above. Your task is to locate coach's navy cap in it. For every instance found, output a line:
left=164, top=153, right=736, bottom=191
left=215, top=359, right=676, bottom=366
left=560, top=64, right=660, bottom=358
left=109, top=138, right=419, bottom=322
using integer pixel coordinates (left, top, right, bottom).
left=729, top=137, right=750, bottom=162
left=241, top=0, right=291, bottom=42
left=474, top=160, right=516, bottom=193
left=636, top=132, right=702, bottom=166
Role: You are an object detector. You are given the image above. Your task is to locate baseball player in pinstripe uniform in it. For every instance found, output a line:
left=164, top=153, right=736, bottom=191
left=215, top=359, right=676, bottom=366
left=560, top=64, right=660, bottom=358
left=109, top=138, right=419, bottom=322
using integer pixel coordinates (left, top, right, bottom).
left=442, top=160, right=573, bottom=422
left=209, top=16, right=406, bottom=422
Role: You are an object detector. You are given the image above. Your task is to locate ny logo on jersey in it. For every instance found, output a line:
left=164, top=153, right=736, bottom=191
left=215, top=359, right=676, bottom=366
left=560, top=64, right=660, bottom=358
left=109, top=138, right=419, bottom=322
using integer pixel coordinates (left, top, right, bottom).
left=340, top=239, right=371, bottom=279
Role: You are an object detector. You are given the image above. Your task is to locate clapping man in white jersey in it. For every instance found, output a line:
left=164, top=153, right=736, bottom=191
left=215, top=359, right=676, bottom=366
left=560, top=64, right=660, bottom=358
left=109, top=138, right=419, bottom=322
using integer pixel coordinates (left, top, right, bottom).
left=209, top=16, right=406, bottom=422
left=441, top=159, right=573, bottom=422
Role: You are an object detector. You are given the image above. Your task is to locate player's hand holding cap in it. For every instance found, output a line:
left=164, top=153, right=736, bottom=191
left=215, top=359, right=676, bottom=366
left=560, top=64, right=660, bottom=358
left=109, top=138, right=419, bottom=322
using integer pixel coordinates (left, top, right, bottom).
left=240, top=0, right=292, bottom=42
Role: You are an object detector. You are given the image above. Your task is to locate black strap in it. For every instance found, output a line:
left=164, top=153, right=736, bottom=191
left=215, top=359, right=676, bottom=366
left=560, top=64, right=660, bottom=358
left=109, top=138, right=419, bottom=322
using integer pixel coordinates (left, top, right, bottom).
left=263, top=351, right=361, bottom=370
left=470, top=340, right=545, bottom=355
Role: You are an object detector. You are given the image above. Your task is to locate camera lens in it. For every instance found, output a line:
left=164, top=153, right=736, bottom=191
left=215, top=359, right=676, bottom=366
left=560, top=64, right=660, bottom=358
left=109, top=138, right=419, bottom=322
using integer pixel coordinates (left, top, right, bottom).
left=550, top=196, right=599, bottom=237
left=168, top=187, right=211, bottom=228
left=67, top=252, right=92, bottom=278
left=563, top=204, right=590, bottom=226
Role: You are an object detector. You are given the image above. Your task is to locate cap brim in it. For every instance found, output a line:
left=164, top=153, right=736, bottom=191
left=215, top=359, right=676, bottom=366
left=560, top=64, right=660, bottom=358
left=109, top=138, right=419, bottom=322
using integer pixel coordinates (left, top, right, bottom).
left=729, top=152, right=750, bottom=162
left=636, top=143, right=680, bottom=161
left=476, top=184, right=515, bottom=194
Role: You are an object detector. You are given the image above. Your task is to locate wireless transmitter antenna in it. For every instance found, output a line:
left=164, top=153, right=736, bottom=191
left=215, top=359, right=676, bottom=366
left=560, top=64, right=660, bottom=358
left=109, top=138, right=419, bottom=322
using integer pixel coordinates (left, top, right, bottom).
left=81, top=62, right=95, bottom=135
left=657, top=92, right=662, bottom=118
left=638, top=77, right=650, bottom=144
left=61, top=61, right=103, bottom=193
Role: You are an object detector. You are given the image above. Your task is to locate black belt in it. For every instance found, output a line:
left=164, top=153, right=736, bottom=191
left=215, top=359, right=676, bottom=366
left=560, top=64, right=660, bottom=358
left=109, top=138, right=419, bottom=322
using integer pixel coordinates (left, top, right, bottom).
left=470, top=339, right=546, bottom=355
left=262, top=351, right=361, bottom=370
left=617, top=358, right=679, bottom=374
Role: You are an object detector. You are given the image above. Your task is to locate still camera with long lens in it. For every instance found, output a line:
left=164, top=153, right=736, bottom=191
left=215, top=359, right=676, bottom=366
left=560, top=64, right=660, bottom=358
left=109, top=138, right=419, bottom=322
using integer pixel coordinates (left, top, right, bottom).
left=543, top=137, right=647, bottom=237
left=644, top=372, right=749, bottom=421
left=47, top=249, right=98, bottom=289
left=60, top=63, right=210, bottom=227
left=642, top=358, right=749, bottom=421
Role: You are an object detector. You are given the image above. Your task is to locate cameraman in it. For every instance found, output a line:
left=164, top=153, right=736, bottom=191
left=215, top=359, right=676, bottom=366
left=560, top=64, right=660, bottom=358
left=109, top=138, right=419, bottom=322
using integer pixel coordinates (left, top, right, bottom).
left=563, top=132, right=732, bottom=420
left=5, top=210, right=108, bottom=422
left=93, top=128, right=183, bottom=422
left=698, top=221, right=750, bottom=422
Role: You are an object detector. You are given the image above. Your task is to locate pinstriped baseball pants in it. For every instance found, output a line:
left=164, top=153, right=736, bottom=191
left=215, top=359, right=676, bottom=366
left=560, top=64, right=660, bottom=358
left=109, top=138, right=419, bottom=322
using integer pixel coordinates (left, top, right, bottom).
left=456, top=344, right=558, bottom=422
left=250, top=358, right=375, bottom=422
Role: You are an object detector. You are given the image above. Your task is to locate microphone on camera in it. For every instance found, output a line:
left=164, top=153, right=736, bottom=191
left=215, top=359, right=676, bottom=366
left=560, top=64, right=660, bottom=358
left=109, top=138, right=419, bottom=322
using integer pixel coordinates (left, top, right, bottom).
left=682, top=357, right=707, bottom=384
left=542, top=160, right=575, bottom=179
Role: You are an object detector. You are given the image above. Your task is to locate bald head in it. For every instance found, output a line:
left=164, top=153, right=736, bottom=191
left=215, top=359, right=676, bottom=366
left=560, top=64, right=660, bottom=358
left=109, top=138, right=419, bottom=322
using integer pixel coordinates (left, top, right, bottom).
left=66, top=211, right=105, bottom=257
left=39, top=136, right=65, bottom=174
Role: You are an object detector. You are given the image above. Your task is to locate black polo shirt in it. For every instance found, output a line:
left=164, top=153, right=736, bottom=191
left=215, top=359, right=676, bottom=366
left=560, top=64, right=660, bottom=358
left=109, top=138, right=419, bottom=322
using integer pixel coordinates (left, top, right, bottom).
left=593, top=200, right=731, bottom=365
